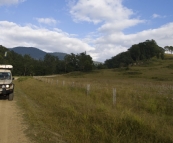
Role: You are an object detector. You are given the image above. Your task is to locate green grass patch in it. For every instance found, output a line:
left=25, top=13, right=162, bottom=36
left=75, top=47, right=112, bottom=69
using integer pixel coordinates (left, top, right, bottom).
left=123, top=71, right=142, bottom=75
left=17, top=76, right=30, bottom=82
left=167, top=64, right=173, bottom=69
left=14, top=55, right=173, bottom=143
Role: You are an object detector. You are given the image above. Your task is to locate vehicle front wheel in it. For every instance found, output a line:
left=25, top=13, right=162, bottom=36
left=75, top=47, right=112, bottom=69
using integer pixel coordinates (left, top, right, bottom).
left=8, top=93, right=14, bottom=101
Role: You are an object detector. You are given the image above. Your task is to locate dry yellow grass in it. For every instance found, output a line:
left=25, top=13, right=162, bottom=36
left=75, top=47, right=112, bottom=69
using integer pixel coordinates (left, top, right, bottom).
left=14, top=55, right=173, bottom=143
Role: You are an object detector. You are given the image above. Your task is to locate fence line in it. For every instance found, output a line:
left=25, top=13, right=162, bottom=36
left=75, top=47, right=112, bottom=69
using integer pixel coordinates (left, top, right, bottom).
left=33, top=76, right=117, bottom=105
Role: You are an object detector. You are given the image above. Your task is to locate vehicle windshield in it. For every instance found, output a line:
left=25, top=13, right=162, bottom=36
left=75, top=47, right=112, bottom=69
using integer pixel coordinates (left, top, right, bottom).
left=0, top=72, right=11, bottom=80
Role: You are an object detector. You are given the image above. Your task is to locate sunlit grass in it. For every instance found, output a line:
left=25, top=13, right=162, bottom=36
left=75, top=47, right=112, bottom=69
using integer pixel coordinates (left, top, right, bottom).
left=15, top=55, right=173, bottom=143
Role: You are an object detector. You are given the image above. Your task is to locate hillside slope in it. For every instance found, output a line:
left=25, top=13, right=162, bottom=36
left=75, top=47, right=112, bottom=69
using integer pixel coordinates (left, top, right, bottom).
left=14, top=54, right=173, bottom=143
left=9, top=46, right=67, bottom=60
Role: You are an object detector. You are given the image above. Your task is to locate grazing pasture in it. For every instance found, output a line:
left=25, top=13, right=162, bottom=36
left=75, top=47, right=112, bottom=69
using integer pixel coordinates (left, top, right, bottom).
left=15, top=55, right=173, bottom=143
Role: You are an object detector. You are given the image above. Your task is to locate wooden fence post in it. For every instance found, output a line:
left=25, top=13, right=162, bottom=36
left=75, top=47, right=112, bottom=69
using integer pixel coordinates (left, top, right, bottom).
left=113, top=88, right=116, bottom=106
left=87, top=84, right=90, bottom=95
left=63, top=81, right=65, bottom=86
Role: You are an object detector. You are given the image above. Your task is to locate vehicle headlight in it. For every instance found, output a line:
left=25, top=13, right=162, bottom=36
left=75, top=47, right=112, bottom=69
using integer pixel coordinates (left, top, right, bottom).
left=6, top=85, right=10, bottom=88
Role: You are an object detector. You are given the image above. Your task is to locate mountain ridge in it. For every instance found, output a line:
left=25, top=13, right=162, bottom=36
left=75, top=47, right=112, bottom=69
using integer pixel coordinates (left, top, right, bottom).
left=9, top=46, right=67, bottom=60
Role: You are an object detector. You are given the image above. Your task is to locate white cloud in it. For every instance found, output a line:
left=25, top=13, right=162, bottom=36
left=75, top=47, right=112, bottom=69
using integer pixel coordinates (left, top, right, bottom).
left=35, top=18, right=58, bottom=26
left=92, top=22, right=173, bottom=61
left=0, top=0, right=25, bottom=6
left=68, top=0, right=146, bottom=61
left=69, top=0, right=144, bottom=32
left=0, top=1, right=173, bottom=63
left=98, top=19, right=144, bottom=33
left=70, top=0, right=132, bottom=23
left=152, top=13, right=166, bottom=19
left=0, top=21, right=95, bottom=54
left=68, top=0, right=173, bottom=62
left=0, top=21, right=173, bottom=62
left=152, top=14, right=161, bottom=18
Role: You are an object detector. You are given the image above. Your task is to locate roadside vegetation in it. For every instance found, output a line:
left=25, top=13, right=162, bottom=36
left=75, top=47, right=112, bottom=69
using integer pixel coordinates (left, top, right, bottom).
left=14, top=54, right=173, bottom=143
left=0, top=39, right=170, bottom=76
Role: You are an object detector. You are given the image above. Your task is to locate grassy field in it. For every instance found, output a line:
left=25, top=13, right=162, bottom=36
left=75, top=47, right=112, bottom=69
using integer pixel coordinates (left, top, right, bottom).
left=15, top=54, right=173, bottom=143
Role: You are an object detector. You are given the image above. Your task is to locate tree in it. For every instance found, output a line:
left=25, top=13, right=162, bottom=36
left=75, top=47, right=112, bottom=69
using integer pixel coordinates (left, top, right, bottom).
left=105, top=51, right=133, bottom=68
left=44, top=54, right=59, bottom=75
left=105, top=39, right=165, bottom=69
left=64, top=53, right=77, bottom=72
left=23, top=54, right=33, bottom=76
left=128, top=44, right=140, bottom=62
left=129, top=39, right=164, bottom=61
left=164, top=46, right=173, bottom=54
left=104, top=58, right=114, bottom=69
left=76, top=52, right=93, bottom=72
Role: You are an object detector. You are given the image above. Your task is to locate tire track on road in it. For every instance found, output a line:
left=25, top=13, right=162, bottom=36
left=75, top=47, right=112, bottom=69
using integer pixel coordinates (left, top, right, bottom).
left=0, top=99, right=31, bottom=143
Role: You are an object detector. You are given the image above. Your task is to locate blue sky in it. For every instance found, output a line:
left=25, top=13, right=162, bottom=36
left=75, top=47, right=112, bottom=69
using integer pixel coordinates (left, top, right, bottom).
left=0, top=0, right=173, bottom=62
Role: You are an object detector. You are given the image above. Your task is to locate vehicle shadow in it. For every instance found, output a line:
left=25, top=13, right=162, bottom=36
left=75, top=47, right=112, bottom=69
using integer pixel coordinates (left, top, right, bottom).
left=0, top=96, right=8, bottom=100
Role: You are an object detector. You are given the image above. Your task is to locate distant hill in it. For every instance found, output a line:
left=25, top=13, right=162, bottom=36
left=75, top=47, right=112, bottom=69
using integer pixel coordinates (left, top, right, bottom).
left=50, top=52, right=67, bottom=60
left=9, top=47, right=67, bottom=60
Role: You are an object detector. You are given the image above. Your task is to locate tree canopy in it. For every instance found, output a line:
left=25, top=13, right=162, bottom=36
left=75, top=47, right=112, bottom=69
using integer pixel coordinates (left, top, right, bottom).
left=0, top=45, right=94, bottom=76
left=105, top=39, right=165, bottom=69
left=164, top=46, right=173, bottom=54
left=0, top=39, right=167, bottom=75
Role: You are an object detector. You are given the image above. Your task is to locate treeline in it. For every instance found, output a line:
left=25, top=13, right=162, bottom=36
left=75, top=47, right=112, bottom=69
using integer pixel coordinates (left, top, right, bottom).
left=164, top=46, right=173, bottom=54
left=0, top=45, right=94, bottom=76
left=0, top=39, right=167, bottom=75
left=104, top=40, right=165, bottom=68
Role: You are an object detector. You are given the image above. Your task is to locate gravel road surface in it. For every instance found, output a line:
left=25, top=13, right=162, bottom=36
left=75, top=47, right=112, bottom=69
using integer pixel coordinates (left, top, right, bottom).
left=0, top=98, right=31, bottom=143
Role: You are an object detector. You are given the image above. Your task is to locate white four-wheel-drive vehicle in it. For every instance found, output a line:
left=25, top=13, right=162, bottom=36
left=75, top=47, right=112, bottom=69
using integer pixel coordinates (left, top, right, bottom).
left=0, top=65, right=14, bottom=101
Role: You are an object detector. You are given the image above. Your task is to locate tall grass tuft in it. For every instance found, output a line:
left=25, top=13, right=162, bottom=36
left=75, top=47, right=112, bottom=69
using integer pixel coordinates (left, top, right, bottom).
left=15, top=55, right=173, bottom=143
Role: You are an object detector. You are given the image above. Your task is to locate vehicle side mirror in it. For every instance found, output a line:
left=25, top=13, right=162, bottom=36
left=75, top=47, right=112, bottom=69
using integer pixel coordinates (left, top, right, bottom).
left=12, top=77, right=14, bottom=80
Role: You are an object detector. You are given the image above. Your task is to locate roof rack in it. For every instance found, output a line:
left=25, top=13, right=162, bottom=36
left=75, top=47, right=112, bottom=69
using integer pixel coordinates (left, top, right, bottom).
left=0, top=65, right=13, bottom=69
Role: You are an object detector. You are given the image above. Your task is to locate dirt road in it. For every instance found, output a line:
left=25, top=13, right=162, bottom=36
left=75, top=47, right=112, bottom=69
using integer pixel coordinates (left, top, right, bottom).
left=0, top=98, right=31, bottom=143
